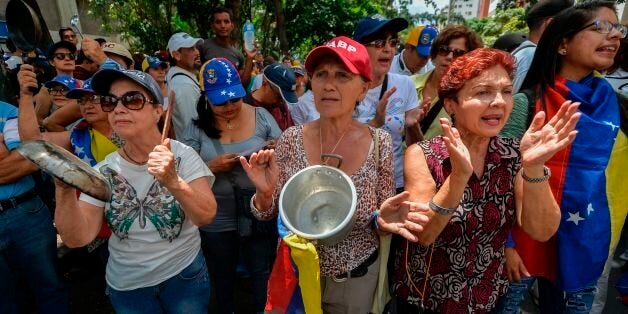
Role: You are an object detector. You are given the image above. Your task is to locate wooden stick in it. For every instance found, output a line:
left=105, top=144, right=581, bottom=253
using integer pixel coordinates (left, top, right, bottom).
left=161, top=105, right=172, bottom=143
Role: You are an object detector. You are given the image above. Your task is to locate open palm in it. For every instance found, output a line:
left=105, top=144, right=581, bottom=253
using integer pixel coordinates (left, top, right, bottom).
left=520, top=101, right=580, bottom=167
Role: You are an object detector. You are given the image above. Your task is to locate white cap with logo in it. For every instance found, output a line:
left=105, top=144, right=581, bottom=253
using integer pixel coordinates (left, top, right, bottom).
left=167, top=32, right=203, bottom=55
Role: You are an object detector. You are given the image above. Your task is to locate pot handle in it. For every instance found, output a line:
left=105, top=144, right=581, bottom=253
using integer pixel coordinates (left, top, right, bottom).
left=321, top=153, right=343, bottom=168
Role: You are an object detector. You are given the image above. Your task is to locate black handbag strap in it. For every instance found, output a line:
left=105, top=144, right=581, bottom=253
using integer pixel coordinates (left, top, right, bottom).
left=420, top=98, right=444, bottom=134
left=378, top=74, right=389, bottom=101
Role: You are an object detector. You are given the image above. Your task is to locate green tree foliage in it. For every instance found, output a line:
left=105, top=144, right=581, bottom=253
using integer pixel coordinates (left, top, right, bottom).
left=468, top=7, right=528, bottom=47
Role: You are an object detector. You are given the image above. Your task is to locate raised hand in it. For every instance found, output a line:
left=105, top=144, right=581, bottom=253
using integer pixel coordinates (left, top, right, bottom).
left=239, top=149, right=278, bottom=197
left=17, top=64, right=38, bottom=96
left=440, top=118, right=473, bottom=178
left=370, top=86, right=397, bottom=127
left=147, top=139, right=179, bottom=187
left=520, top=101, right=580, bottom=168
left=377, top=191, right=430, bottom=242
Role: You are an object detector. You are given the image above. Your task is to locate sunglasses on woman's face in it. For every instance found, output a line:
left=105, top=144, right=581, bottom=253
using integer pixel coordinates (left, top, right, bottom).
left=365, top=37, right=400, bottom=49
left=53, top=52, right=76, bottom=61
left=78, top=94, right=101, bottom=106
left=437, top=45, right=467, bottom=58
left=100, top=91, right=157, bottom=112
left=48, top=87, right=69, bottom=96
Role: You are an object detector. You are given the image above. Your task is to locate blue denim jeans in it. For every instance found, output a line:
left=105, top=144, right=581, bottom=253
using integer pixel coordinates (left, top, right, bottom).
left=200, top=230, right=277, bottom=314
left=494, top=276, right=598, bottom=314
left=106, top=251, right=210, bottom=313
left=0, top=195, right=69, bottom=314
left=493, top=276, right=536, bottom=314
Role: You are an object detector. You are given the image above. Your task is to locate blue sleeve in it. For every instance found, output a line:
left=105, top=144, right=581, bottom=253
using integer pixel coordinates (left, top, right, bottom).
left=506, top=232, right=515, bottom=248
left=100, top=58, right=123, bottom=70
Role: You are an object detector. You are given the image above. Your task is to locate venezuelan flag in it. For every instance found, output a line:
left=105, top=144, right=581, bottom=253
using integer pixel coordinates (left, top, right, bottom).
left=512, top=73, right=628, bottom=292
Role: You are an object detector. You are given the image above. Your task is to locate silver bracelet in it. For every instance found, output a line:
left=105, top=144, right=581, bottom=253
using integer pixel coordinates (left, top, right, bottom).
left=521, top=166, right=551, bottom=183
left=428, top=200, right=458, bottom=215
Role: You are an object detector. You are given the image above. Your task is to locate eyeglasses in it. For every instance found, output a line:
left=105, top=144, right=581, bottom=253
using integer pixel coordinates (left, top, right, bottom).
left=78, top=94, right=101, bottom=105
left=53, top=52, right=76, bottom=61
left=213, top=97, right=243, bottom=106
left=365, top=37, right=400, bottom=49
left=100, top=91, right=157, bottom=112
left=437, top=46, right=467, bottom=58
left=578, top=20, right=628, bottom=38
left=48, top=87, right=69, bottom=96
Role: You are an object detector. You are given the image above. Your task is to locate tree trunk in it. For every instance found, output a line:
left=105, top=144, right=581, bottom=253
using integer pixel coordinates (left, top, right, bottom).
left=273, top=0, right=288, bottom=55
left=226, top=0, right=243, bottom=46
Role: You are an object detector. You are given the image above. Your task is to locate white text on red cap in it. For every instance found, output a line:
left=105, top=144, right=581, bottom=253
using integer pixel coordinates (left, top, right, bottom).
left=326, top=40, right=357, bottom=53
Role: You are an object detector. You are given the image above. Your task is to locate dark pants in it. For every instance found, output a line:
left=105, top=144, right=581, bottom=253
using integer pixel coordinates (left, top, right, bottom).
left=0, top=195, right=69, bottom=314
left=200, top=230, right=277, bottom=314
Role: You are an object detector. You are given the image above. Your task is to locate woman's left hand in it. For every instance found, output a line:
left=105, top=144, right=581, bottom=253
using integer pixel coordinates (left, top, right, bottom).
left=520, top=100, right=580, bottom=168
left=148, top=139, right=179, bottom=187
left=377, top=191, right=430, bottom=242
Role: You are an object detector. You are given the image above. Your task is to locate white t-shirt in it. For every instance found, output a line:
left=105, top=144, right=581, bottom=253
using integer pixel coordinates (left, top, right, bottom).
left=290, top=90, right=319, bottom=125
left=80, top=140, right=214, bottom=291
left=354, top=73, right=419, bottom=188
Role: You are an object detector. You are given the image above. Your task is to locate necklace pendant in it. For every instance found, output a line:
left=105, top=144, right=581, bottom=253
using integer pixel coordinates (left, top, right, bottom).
left=226, top=120, right=235, bottom=130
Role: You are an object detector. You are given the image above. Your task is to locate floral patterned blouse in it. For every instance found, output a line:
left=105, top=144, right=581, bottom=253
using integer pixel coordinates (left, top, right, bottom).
left=392, top=136, right=521, bottom=313
left=250, top=125, right=395, bottom=276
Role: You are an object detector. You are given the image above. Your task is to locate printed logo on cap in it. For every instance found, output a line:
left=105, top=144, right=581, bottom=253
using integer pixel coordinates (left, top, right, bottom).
left=326, top=39, right=357, bottom=53
left=123, top=69, right=147, bottom=80
left=421, top=33, right=432, bottom=45
left=206, top=68, right=217, bottom=84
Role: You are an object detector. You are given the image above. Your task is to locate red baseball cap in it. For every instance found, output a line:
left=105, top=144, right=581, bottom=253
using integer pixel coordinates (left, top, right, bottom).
left=304, top=36, right=372, bottom=82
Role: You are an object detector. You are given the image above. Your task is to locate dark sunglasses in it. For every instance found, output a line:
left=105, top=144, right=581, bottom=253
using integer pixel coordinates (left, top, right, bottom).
left=48, top=87, right=69, bottom=96
left=100, top=91, right=157, bottom=112
left=53, top=52, right=76, bottom=61
left=213, top=97, right=243, bottom=106
left=437, top=46, right=467, bottom=58
left=365, top=37, right=400, bottom=49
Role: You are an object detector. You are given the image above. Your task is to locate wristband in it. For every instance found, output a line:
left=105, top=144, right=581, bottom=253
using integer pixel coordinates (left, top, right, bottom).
left=428, top=200, right=458, bottom=215
left=521, top=166, right=551, bottom=183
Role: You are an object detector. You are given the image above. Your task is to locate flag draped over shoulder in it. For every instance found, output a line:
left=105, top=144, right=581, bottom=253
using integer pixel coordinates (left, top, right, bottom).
left=512, top=73, right=628, bottom=292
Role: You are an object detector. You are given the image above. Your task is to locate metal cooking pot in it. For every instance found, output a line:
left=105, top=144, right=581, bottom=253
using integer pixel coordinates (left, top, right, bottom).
left=16, top=140, right=111, bottom=201
left=279, top=154, right=357, bottom=246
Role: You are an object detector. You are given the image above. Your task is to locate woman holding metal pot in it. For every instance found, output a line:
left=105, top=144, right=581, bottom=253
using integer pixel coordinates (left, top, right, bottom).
left=35, top=68, right=217, bottom=312
left=241, top=36, right=429, bottom=313
left=390, top=48, right=580, bottom=313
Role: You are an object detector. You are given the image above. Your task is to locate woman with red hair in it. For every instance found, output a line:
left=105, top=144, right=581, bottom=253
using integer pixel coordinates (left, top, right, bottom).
left=390, top=48, right=581, bottom=313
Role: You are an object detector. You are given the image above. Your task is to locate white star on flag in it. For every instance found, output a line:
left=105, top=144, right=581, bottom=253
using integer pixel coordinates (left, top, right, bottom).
left=567, top=211, right=585, bottom=226
left=586, top=203, right=594, bottom=215
left=603, top=121, right=619, bottom=131
left=221, top=90, right=227, bottom=95
left=226, top=79, right=232, bottom=84
left=74, top=146, right=84, bottom=155
left=81, top=155, right=93, bottom=164
left=228, top=91, right=236, bottom=97
left=227, top=73, right=232, bottom=78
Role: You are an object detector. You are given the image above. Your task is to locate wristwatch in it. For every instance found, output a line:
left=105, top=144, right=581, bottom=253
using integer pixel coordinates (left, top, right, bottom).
left=521, top=166, right=551, bottom=183
left=428, top=200, right=458, bottom=215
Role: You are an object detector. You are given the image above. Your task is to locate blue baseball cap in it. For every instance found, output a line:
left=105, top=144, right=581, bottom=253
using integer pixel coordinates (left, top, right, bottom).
left=91, top=69, right=164, bottom=105
left=263, top=63, right=298, bottom=104
left=142, top=56, right=169, bottom=72
left=407, top=26, right=439, bottom=57
left=44, top=75, right=80, bottom=90
left=353, top=14, right=408, bottom=43
left=66, top=79, right=95, bottom=99
left=200, top=58, right=246, bottom=106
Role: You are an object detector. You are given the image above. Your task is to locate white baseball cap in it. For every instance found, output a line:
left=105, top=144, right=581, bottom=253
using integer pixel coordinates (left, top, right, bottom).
left=167, top=32, right=203, bottom=55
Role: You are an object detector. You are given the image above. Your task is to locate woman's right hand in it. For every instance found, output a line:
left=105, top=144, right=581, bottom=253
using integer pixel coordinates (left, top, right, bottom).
left=240, top=149, right=278, bottom=197
left=17, top=64, right=38, bottom=96
left=440, top=118, right=473, bottom=178
left=505, top=247, right=530, bottom=282
left=207, top=153, right=240, bottom=173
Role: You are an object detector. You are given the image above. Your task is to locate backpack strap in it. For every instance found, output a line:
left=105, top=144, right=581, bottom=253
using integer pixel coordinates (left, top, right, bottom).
left=170, top=72, right=200, bottom=89
left=420, top=98, right=444, bottom=134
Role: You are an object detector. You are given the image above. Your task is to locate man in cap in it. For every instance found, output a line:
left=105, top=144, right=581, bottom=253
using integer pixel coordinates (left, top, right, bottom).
left=59, top=27, right=78, bottom=47
left=244, top=63, right=296, bottom=130
left=101, top=42, right=134, bottom=69
left=353, top=14, right=422, bottom=193
left=390, top=25, right=438, bottom=76
left=165, top=32, right=203, bottom=138
left=199, top=7, right=255, bottom=87
left=511, top=0, right=573, bottom=92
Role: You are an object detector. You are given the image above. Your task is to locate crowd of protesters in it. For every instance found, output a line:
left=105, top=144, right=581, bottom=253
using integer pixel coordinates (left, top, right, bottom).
left=1, top=1, right=628, bottom=313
